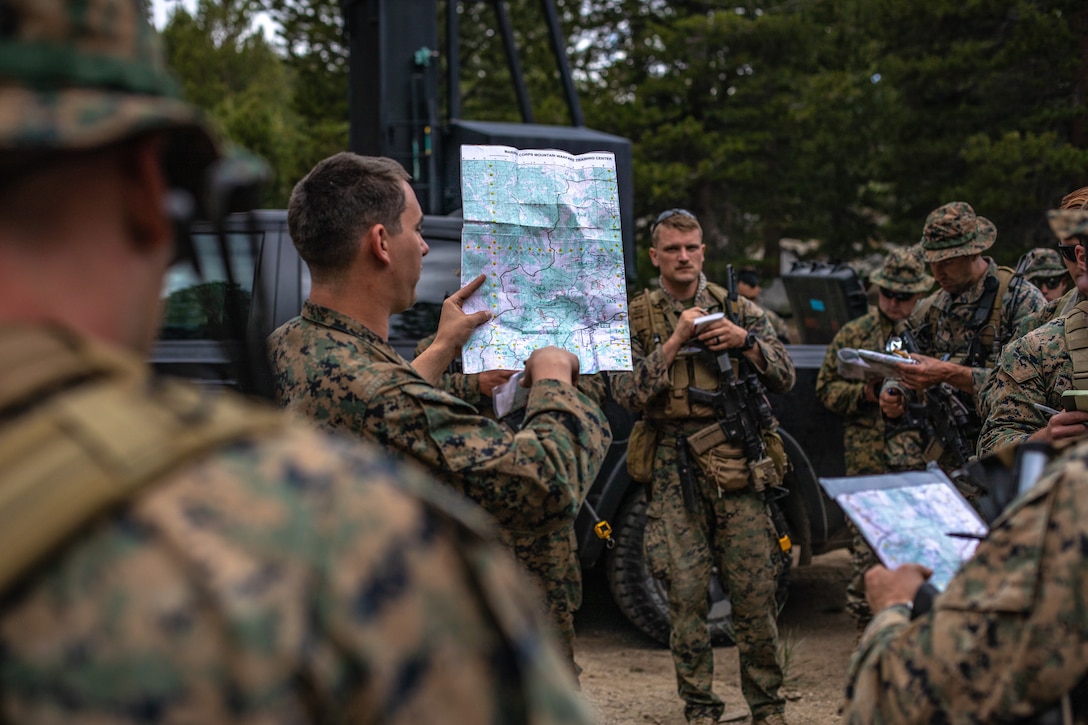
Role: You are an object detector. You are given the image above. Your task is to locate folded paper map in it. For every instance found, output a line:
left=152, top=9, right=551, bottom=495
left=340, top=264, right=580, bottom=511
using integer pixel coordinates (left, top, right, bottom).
left=836, top=348, right=918, bottom=381
left=459, top=145, right=633, bottom=375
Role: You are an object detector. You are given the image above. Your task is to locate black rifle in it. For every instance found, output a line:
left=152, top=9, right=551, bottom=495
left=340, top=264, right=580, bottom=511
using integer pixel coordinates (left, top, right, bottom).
left=686, top=265, right=778, bottom=490
left=898, top=328, right=980, bottom=479
left=687, top=349, right=767, bottom=466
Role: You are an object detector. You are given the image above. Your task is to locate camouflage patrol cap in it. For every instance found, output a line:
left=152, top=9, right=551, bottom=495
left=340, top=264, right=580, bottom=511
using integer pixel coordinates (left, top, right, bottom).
left=919, top=201, right=996, bottom=263
left=868, top=245, right=934, bottom=294
left=1046, top=209, right=1088, bottom=242
left=0, top=0, right=218, bottom=173
left=1020, top=247, right=1067, bottom=280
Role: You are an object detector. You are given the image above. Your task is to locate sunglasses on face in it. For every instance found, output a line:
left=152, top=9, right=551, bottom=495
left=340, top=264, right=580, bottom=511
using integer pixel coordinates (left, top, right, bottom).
left=1057, top=244, right=1078, bottom=262
left=1036, top=275, right=1068, bottom=290
left=650, top=208, right=696, bottom=235
left=879, top=287, right=915, bottom=302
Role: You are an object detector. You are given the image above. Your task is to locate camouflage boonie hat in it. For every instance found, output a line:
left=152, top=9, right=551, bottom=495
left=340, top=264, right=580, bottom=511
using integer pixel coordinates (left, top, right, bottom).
left=0, top=0, right=218, bottom=175
left=1047, top=209, right=1088, bottom=242
left=869, top=245, right=934, bottom=294
left=1020, top=248, right=1067, bottom=281
left=919, top=201, right=996, bottom=263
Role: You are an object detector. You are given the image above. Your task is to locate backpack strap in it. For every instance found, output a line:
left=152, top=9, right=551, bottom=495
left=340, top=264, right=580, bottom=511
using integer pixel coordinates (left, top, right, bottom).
left=1065, top=301, right=1088, bottom=391
left=985, top=265, right=1017, bottom=349
left=0, top=327, right=285, bottom=593
left=628, top=288, right=663, bottom=351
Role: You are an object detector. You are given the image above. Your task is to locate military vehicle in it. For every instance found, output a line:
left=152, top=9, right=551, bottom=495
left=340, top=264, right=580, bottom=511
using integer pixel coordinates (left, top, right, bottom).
left=154, top=0, right=858, bottom=645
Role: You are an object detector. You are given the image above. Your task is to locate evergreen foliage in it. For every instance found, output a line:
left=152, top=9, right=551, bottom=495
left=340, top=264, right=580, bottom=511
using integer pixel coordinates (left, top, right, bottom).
left=156, top=0, right=1088, bottom=278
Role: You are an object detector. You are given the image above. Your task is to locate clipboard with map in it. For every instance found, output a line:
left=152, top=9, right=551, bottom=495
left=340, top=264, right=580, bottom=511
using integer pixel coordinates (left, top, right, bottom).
left=819, top=466, right=988, bottom=591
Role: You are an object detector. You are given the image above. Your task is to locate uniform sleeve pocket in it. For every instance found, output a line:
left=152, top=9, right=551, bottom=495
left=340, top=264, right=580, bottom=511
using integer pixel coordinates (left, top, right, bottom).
left=1007, top=363, right=1041, bottom=386
left=412, top=384, right=496, bottom=472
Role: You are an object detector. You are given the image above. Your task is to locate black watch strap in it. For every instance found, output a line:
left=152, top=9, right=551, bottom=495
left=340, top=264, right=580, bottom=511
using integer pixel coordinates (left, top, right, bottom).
left=740, top=333, right=757, bottom=351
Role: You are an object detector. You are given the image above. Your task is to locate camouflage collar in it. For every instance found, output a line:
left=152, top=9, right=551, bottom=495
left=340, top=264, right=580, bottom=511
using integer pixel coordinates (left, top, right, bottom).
left=657, top=272, right=708, bottom=308
left=301, top=300, right=387, bottom=347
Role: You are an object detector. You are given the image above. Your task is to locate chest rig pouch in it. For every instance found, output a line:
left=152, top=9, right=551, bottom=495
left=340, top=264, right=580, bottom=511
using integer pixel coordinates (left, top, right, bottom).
left=629, top=285, right=737, bottom=419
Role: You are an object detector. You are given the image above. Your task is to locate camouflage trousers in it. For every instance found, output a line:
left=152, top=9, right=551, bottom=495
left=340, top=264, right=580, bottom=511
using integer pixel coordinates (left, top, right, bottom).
left=644, top=443, right=785, bottom=722
left=845, top=523, right=877, bottom=629
left=503, top=526, right=583, bottom=680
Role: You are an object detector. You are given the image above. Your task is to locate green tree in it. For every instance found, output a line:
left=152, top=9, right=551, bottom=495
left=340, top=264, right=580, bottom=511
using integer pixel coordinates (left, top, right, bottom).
left=262, top=0, right=349, bottom=163
left=162, top=0, right=312, bottom=205
left=862, top=0, right=1088, bottom=262
left=576, top=1, right=887, bottom=282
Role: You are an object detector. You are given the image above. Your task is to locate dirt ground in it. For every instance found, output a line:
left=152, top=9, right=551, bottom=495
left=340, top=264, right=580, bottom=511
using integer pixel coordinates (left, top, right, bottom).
left=575, top=549, right=857, bottom=725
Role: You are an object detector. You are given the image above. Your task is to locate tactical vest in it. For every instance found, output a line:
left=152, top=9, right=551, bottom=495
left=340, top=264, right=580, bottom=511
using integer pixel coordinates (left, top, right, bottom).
left=913, top=265, right=1018, bottom=365
left=628, top=283, right=739, bottom=420
left=0, top=326, right=285, bottom=594
left=1064, top=300, right=1088, bottom=392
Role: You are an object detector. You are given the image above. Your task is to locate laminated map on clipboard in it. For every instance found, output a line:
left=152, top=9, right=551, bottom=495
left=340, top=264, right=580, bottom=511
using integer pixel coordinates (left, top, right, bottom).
left=819, top=467, right=988, bottom=591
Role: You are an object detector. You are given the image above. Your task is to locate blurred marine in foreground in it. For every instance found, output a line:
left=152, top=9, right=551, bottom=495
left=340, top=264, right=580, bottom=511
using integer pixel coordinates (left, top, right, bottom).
left=0, top=1, right=592, bottom=722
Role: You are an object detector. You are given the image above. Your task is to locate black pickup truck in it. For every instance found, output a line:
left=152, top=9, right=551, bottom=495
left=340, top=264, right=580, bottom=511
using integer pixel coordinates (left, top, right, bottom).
left=154, top=210, right=852, bottom=644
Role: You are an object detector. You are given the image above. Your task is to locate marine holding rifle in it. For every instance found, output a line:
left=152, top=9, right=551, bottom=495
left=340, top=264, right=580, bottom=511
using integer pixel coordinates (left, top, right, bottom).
left=880, top=202, right=1044, bottom=485
left=609, top=209, right=795, bottom=725
left=815, top=246, right=932, bottom=629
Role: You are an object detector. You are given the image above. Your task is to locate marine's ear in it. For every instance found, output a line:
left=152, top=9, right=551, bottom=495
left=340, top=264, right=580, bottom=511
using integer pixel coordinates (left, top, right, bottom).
left=364, top=223, right=391, bottom=266
left=120, top=135, right=172, bottom=253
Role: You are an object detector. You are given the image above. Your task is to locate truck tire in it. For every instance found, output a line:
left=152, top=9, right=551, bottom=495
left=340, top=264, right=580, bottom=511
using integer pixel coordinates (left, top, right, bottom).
left=604, top=485, right=791, bottom=647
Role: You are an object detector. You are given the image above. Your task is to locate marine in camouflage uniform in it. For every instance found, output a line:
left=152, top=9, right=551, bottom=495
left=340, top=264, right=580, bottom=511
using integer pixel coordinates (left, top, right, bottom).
left=411, top=334, right=609, bottom=677
left=268, top=154, right=610, bottom=546
left=815, top=246, right=932, bottom=627
left=978, top=316, right=1075, bottom=455
left=609, top=210, right=794, bottom=725
left=979, top=210, right=1088, bottom=456
left=1, top=331, right=592, bottom=725
left=882, top=203, right=1044, bottom=476
left=1021, top=247, right=1071, bottom=303
left=1012, top=190, right=1088, bottom=339
left=842, top=435, right=1088, bottom=723
left=1013, top=284, right=1085, bottom=340
left=0, top=2, right=591, bottom=722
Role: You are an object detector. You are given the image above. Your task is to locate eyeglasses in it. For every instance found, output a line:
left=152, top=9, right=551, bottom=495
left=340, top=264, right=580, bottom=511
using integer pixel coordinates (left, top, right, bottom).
left=1036, top=275, right=1068, bottom=290
left=650, top=208, right=696, bottom=235
left=1056, top=244, right=1078, bottom=262
left=879, top=287, right=916, bottom=302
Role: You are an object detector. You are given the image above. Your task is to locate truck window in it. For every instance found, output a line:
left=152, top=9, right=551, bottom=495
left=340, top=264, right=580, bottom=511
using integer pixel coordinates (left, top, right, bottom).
left=160, top=232, right=260, bottom=341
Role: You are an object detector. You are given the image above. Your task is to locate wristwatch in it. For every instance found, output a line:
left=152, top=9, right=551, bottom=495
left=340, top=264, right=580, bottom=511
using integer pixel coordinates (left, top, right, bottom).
left=740, top=333, right=757, bottom=352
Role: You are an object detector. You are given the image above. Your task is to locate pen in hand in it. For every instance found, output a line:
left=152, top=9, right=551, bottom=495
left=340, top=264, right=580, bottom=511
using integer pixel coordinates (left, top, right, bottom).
left=1033, top=403, right=1060, bottom=417
left=1032, top=402, right=1088, bottom=429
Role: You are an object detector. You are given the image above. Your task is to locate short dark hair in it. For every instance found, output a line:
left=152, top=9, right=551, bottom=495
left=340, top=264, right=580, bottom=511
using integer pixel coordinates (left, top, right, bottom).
left=287, top=152, right=410, bottom=274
